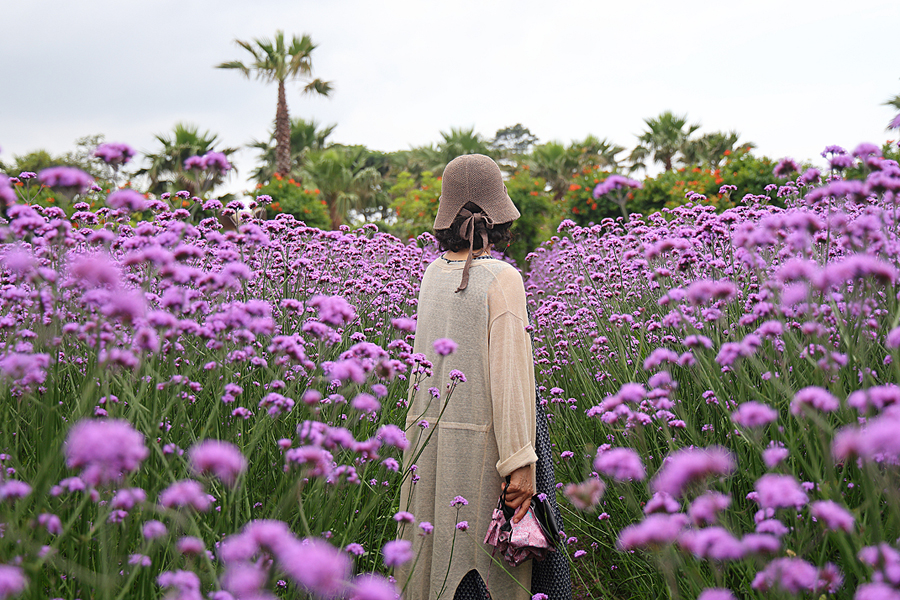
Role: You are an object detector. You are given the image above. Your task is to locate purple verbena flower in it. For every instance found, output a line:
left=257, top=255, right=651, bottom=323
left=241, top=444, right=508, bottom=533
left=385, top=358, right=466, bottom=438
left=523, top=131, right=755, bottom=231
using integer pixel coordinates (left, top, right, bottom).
left=93, top=142, right=135, bottom=166
left=762, top=445, right=789, bottom=469
left=791, top=386, right=840, bottom=415
left=594, top=447, right=645, bottom=481
left=617, top=513, right=688, bottom=550
left=432, top=338, right=458, bottom=356
left=107, top=189, right=147, bottom=212
left=158, top=479, right=211, bottom=512
left=773, top=158, right=800, bottom=178
left=731, top=401, right=778, bottom=428
left=176, top=536, right=205, bottom=555
left=810, top=500, right=854, bottom=532
left=143, top=520, right=168, bottom=540
left=65, top=419, right=149, bottom=486
left=381, top=539, right=413, bottom=567
left=309, top=295, right=357, bottom=326
left=38, top=166, right=94, bottom=194
left=376, top=424, right=408, bottom=450
left=563, top=478, right=606, bottom=511
left=754, top=474, right=808, bottom=510
left=688, top=492, right=731, bottom=526
left=348, top=574, right=398, bottom=600
left=697, top=589, right=737, bottom=600
left=187, top=440, right=247, bottom=486
left=651, top=446, right=735, bottom=498
left=0, top=564, right=28, bottom=598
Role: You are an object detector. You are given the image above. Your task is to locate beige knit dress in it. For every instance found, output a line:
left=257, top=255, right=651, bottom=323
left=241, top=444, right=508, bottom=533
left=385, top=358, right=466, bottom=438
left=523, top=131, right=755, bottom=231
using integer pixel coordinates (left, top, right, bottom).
left=397, top=255, right=538, bottom=600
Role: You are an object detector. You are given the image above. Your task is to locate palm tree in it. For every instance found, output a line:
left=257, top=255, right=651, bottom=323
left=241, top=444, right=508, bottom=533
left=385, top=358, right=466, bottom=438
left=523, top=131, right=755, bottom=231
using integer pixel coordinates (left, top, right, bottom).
left=569, top=135, right=627, bottom=172
left=635, top=111, right=701, bottom=171
left=298, top=147, right=382, bottom=229
left=527, top=142, right=580, bottom=201
left=136, top=123, right=236, bottom=196
left=435, top=127, right=495, bottom=173
left=217, top=31, right=332, bottom=177
left=388, top=146, right=443, bottom=180
left=249, top=117, right=336, bottom=184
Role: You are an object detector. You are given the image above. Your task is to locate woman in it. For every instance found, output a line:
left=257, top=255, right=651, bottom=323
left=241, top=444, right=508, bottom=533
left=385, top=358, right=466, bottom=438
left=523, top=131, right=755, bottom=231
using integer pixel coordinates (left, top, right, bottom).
left=397, top=154, right=538, bottom=600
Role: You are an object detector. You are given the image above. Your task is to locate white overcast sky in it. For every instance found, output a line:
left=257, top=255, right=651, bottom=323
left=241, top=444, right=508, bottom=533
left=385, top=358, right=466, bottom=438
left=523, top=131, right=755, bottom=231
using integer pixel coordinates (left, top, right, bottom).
left=2, top=0, right=899, bottom=195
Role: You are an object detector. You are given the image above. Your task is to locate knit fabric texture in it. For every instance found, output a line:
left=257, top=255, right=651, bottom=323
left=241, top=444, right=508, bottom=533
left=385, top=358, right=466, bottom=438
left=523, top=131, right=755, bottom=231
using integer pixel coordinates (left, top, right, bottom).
left=434, top=154, right=520, bottom=230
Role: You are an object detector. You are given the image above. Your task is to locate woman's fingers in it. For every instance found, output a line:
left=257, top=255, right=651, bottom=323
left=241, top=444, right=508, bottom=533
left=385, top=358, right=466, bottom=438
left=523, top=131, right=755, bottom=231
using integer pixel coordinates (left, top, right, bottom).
left=512, top=496, right=532, bottom=524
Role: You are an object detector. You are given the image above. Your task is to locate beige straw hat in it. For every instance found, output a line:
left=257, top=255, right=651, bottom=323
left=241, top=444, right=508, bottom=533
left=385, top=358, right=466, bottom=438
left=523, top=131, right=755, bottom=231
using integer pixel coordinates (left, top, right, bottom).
left=433, top=154, right=520, bottom=230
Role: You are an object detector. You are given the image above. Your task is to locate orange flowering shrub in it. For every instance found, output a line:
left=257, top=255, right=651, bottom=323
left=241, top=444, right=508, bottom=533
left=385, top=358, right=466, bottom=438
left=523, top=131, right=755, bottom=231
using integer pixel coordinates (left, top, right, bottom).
left=255, top=176, right=329, bottom=229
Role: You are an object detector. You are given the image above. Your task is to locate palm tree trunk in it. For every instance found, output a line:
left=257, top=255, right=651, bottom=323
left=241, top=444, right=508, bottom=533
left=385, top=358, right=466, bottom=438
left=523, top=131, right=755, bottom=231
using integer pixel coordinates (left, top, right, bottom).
left=328, top=195, right=342, bottom=230
left=275, top=80, right=291, bottom=177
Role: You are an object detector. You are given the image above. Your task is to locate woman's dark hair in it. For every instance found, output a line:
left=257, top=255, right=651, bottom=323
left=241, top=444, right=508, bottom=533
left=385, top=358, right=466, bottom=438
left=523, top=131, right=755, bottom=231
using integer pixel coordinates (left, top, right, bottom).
left=433, top=202, right=514, bottom=252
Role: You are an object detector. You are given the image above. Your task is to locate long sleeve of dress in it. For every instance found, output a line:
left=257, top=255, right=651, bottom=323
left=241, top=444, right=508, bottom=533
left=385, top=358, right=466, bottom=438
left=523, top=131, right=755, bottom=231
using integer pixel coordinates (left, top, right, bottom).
left=488, top=268, right=538, bottom=478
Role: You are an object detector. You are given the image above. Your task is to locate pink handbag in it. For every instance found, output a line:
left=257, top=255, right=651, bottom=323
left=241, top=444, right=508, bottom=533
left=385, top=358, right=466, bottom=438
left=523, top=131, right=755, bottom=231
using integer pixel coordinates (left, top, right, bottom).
left=483, top=485, right=554, bottom=567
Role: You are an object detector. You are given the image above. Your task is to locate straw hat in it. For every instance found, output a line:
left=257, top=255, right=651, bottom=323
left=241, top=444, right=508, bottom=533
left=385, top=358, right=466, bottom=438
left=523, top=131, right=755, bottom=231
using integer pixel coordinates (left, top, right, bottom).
left=433, top=154, right=520, bottom=230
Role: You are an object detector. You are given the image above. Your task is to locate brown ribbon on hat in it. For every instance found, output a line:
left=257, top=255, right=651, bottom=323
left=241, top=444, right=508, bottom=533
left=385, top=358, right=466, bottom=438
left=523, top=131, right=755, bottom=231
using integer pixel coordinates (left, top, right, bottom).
left=455, top=208, right=494, bottom=293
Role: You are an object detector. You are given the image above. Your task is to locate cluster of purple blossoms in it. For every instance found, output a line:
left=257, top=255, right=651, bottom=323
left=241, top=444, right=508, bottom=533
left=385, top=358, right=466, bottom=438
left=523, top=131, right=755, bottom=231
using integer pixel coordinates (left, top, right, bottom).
left=64, top=419, right=149, bottom=486
left=38, top=166, right=94, bottom=194
left=187, top=440, right=247, bottom=486
left=594, top=447, right=646, bottom=482
left=593, top=174, right=642, bottom=197
left=651, top=447, right=735, bottom=498
left=432, top=337, right=458, bottom=356
left=93, top=142, right=136, bottom=166
left=183, top=151, right=232, bottom=175
left=106, top=189, right=147, bottom=212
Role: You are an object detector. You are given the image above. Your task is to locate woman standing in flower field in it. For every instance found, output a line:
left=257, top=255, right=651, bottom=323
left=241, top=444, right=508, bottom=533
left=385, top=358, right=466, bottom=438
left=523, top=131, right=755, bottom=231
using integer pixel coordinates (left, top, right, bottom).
left=398, top=154, right=568, bottom=600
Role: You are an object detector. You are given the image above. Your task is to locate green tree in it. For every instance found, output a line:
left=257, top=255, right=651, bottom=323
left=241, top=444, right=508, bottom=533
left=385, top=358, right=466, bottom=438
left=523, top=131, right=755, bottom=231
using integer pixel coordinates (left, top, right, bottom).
left=136, top=123, right=236, bottom=197
left=5, top=136, right=109, bottom=180
left=490, top=124, right=538, bottom=166
left=388, top=170, right=442, bottom=241
left=680, top=131, right=751, bottom=168
left=217, top=31, right=332, bottom=177
left=633, top=111, right=701, bottom=172
left=298, top=146, right=382, bottom=229
left=387, top=146, right=442, bottom=180
left=249, top=117, right=336, bottom=184
left=435, top=127, right=495, bottom=172
left=570, top=135, right=627, bottom=172
left=503, top=169, right=559, bottom=270
left=255, top=175, right=330, bottom=228
left=527, top=142, right=580, bottom=201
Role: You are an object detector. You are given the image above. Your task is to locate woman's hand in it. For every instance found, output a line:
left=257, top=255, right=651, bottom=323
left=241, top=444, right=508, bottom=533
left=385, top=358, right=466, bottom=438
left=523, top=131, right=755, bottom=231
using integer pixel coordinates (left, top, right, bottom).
left=502, top=464, right=535, bottom=524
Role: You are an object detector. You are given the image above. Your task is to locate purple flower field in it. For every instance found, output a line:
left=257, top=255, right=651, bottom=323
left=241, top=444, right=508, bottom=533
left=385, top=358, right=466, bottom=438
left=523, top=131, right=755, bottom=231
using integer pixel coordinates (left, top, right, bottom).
left=527, top=143, right=900, bottom=598
left=0, top=140, right=899, bottom=599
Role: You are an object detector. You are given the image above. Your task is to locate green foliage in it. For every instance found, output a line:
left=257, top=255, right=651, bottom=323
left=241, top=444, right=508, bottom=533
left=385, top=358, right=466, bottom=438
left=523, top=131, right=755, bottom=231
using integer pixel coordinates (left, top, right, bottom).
left=490, top=124, right=538, bottom=159
left=255, top=175, right=330, bottom=228
left=633, top=111, right=702, bottom=172
left=249, top=118, right=336, bottom=184
left=526, top=142, right=580, bottom=201
left=298, top=146, right=383, bottom=229
left=136, top=123, right=236, bottom=197
left=388, top=170, right=441, bottom=241
left=503, top=169, right=559, bottom=269
left=563, top=166, right=617, bottom=224
left=635, top=147, right=780, bottom=214
left=560, top=147, right=782, bottom=224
